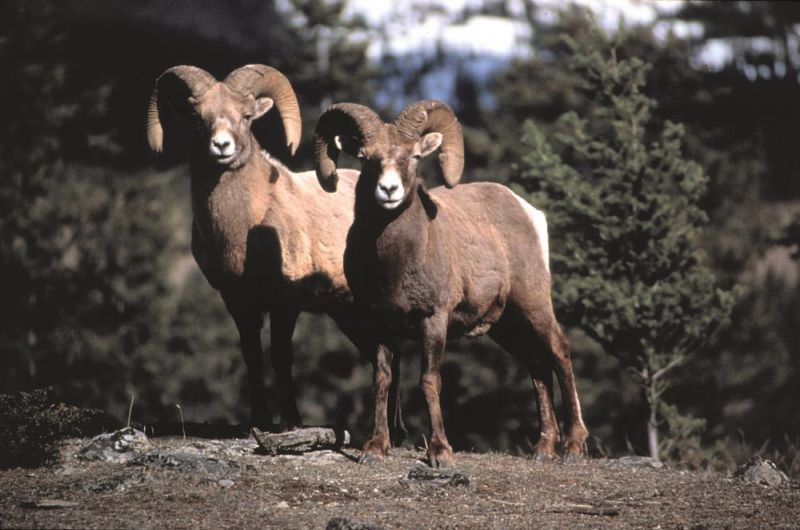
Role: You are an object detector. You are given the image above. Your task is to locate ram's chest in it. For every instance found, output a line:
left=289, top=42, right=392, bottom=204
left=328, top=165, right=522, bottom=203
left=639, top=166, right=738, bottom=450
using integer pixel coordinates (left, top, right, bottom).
left=346, top=251, right=439, bottom=334
left=195, top=181, right=264, bottom=279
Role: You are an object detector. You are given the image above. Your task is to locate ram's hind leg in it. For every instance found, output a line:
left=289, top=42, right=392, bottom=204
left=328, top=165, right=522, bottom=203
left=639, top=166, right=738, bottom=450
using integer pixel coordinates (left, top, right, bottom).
left=331, top=310, right=408, bottom=448
left=388, top=351, right=407, bottom=447
left=545, top=322, right=588, bottom=461
left=529, top=365, right=560, bottom=461
left=490, top=319, right=559, bottom=461
left=516, top=305, right=588, bottom=462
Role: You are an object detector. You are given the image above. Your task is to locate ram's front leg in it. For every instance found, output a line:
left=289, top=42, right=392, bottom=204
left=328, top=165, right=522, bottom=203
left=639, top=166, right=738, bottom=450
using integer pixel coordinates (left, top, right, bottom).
left=360, top=343, right=394, bottom=463
left=270, top=310, right=302, bottom=431
left=222, top=291, right=271, bottom=429
left=421, top=313, right=454, bottom=468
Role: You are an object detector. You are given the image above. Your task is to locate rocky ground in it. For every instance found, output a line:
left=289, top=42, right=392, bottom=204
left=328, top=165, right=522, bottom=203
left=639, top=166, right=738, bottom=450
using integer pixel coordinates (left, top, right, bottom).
left=0, top=428, right=797, bottom=529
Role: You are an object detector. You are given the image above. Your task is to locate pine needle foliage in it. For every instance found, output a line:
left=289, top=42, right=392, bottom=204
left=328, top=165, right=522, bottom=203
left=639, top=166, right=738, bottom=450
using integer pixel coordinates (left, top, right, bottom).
left=514, top=38, right=736, bottom=460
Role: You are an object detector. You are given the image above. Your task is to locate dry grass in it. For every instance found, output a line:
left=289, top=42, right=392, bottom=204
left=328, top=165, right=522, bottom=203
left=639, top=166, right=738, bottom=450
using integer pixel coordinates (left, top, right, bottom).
left=0, top=435, right=798, bottom=529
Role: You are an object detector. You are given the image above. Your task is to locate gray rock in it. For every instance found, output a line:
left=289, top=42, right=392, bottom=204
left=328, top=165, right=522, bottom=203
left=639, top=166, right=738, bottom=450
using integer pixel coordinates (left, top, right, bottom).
left=326, top=517, right=383, bottom=530
left=735, top=457, right=789, bottom=487
left=608, top=456, right=664, bottom=469
left=190, top=439, right=257, bottom=459
left=77, top=427, right=150, bottom=463
left=401, top=464, right=470, bottom=487
left=129, top=450, right=241, bottom=475
left=87, top=470, right=146, bottom=493
left=218, top=479, right=235, bottom=488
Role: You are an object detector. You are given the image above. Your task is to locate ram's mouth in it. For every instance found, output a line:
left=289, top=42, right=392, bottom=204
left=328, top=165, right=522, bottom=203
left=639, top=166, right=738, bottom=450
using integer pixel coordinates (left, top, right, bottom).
left=213, top=153, right=237, bottom=164
left=378, top=197, right=403, bottom=209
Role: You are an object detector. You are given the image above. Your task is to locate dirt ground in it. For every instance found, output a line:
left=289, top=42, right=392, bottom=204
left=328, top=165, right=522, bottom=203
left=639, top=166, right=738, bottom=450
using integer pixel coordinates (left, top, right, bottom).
left=1, top=434, right=798, bottom=529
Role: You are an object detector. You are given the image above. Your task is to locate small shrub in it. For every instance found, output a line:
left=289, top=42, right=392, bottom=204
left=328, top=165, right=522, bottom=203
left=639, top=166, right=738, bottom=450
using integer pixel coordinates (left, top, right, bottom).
left=0, top=388, right=104, bottom=468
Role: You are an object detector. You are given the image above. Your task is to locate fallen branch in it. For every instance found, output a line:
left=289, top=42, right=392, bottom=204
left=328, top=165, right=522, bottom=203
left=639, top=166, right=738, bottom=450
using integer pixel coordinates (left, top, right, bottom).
left=485, top=497, right=525, bottom=507
left=548, top=503, right=621, bottom=516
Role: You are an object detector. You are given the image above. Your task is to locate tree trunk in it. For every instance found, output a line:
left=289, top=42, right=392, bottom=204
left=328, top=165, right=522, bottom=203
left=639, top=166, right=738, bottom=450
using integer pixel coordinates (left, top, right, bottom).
left=641, top=367, right=661, bottom=462
left=647, top=401, right=660, bottom=461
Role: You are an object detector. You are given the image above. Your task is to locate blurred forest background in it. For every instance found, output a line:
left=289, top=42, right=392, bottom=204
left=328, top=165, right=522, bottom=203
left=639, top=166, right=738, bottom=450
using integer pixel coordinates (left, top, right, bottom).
left=1, top=0, right=799, bottom=473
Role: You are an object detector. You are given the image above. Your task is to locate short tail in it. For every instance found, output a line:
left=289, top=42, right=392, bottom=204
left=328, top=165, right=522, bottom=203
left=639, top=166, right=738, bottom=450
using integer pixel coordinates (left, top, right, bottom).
left=510, top=191, right=550, bottom=273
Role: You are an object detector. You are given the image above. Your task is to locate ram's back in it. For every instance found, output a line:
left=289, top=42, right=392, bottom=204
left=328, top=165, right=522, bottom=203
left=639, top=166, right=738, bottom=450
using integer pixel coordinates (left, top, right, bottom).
left=429, top=182, right=551, bottom=325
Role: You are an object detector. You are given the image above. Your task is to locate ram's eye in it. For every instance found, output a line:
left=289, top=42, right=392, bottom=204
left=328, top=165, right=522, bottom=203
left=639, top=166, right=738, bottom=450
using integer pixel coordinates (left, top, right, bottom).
left=412, top=153, right=422, bottom=160
left=242, top=113, right=253, bottom=121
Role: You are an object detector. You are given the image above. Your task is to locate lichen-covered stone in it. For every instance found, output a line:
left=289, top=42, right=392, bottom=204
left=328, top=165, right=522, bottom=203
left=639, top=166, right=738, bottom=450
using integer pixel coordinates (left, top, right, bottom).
left=77, top=427, right=150, bottom=463
left=735, top=457, right=789, bottom=487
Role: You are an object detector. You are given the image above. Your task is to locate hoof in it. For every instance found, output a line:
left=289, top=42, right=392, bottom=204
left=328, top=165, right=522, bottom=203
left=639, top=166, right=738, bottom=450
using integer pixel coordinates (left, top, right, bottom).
left=360, top=435, right=389, bottom=465
left=531, top=450, right=557, bottom=463
left=563, top=452, right=585, bottom=465
left=389, top=427, right=409, bottom=448
left=427, top=445, right=455, bottom=469
left=357, top=452, right=383, bottom=465
left=562, top=438, right=587, bottom=464
left=429, top=456, right=453, bottom=469
left=279, top=422, right=302, bottom=433
left=251, top=420, right=277, bottom=433
left=279, top=410, right=303, bottom=432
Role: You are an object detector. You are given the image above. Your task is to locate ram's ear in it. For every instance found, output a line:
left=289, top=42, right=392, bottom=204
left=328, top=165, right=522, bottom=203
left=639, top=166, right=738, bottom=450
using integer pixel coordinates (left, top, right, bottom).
left=334, top=135, right=365, bottom=158
left=253, top=96, right=274, bottom=120
left=416, top=179, right=438, bottom=220
left=419, top=132, right=443, bottom=158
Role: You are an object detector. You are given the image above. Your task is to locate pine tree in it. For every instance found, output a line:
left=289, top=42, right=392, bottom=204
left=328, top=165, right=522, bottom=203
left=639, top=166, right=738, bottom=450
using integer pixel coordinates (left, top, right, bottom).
left=514, top=40, right=736, bottom=461
left=0, top=0, right=383, bottom=423
left=0, top=1, right=198, bottom=419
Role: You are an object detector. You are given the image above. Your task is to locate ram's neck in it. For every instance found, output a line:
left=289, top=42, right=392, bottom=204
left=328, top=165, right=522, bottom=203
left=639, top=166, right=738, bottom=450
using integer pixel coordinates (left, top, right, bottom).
left=350, top=183, right=430, bottom=285
left=377, top=197, right=429, bottom=263
left=190, top=142, right=280, bottom=278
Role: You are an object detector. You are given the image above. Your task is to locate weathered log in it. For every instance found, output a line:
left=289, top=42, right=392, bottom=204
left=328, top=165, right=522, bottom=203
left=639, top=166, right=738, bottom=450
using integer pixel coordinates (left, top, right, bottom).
left=251, top=427, right=350, bottom=455
left=20, top=499, right=79, bottom=510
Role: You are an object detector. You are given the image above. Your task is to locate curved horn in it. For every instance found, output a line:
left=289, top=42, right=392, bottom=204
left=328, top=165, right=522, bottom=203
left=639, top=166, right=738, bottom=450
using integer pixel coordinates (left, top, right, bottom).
left=147, top=66, right=217, bottom=153
left=224, top=64, right=301, bottom=156
left=313, top=103, right=383, bottom=192
left=395, top=100, right=464, bottom=188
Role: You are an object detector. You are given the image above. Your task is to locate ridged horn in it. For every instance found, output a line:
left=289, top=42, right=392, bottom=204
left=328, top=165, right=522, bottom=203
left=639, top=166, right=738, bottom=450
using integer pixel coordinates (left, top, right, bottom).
left=147, top=65, right=217, bottom=153
left=224, top=64, right=301, bottom=156
left=395, top=100, right=464, bottom=188
left=314, top=103, right=384, bottom=192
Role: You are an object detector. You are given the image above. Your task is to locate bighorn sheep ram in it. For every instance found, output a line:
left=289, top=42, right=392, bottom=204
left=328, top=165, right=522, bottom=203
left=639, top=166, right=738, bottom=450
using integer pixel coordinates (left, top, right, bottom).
left=314, top=100, right=588, bottom=466
left=146, top=65, right=405, bottom=435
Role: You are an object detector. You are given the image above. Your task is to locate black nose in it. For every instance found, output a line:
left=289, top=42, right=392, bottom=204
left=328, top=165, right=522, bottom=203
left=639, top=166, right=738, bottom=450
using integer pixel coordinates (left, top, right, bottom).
left=212, top=138, right=230, bottom=150
left=380, top=183, right=398, bottom=195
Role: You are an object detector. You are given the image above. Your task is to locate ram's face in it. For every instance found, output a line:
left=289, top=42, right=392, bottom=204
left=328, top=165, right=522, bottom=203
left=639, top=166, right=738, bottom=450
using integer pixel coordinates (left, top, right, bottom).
left=348, top=129, right=443, bottom=210
left=363, top=141, right=416, bottom=210
left=190, top=84, right=272, bottom=167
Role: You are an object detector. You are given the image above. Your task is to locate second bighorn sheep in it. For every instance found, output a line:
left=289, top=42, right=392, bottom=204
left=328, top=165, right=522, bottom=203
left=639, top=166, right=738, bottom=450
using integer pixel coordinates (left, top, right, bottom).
left=146, top=65, right=405, bottom=435
left=314, top=100, right=588, bottom=466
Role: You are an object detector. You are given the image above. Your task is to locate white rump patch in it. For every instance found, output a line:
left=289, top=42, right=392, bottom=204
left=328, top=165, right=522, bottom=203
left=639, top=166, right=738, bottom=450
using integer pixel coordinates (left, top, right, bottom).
left=511, top=192, right=550, bottom=273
